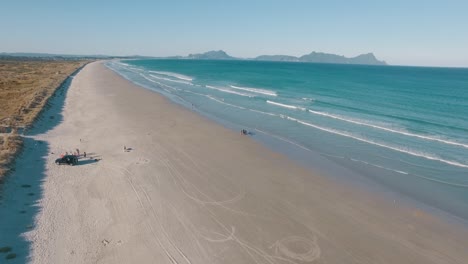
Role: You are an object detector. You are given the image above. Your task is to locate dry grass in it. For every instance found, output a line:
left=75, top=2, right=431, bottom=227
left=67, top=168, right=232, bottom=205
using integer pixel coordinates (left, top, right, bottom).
left=0, top=59, right=88, bottom=181
left=0, top=132, right=22, bottom=183
left=0, top=60, right=87, bottom=127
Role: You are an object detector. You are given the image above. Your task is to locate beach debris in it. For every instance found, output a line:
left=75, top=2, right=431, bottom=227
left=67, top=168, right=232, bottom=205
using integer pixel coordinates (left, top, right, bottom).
left=102, top=239, right=110, bottom=246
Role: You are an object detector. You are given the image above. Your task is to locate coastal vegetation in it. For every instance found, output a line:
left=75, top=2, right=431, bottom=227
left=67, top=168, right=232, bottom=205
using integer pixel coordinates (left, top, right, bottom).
left=0, top=59, right=87, bottom=181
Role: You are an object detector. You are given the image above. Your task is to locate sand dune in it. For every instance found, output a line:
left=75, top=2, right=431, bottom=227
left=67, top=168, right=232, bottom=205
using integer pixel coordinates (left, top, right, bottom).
left=2, top=62, right=467, bottom=263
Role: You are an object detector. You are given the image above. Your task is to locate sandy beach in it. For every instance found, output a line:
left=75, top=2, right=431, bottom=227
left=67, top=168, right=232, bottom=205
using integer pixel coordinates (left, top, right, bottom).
left=1, top=61, right=468, bottom=264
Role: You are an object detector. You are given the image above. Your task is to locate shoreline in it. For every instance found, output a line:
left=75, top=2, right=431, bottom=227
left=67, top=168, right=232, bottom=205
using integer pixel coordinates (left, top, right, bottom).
left=108, top=60, right=468, bottom=225
left=1, top=61, right=468, bottom=263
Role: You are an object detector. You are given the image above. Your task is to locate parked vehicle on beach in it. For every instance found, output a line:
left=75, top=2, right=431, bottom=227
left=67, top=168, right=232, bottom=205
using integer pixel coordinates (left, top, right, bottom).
left=55, top=155, right=78, bottom=166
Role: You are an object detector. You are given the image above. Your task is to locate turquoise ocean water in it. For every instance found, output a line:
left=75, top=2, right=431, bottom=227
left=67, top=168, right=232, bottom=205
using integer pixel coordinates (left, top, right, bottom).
left=106, top=60, right=468, bottom=221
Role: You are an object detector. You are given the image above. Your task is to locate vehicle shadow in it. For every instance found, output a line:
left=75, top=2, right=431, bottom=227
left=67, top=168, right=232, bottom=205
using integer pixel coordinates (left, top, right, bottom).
left=0, top=65, right=86, bottom=263
left=77, top=158, right=100, bottom=166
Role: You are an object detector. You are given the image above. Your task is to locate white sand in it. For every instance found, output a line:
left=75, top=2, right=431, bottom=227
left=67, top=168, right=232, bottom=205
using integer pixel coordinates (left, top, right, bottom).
left=3, top=62, right=468, bottom=263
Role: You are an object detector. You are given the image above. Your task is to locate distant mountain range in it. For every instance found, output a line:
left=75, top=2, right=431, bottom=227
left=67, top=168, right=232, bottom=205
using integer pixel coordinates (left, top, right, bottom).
left=1, top=51, right=387, bottom=65
left=183, top=50, right=386, bottom=65
left=0, top=52, right=140, bottom=61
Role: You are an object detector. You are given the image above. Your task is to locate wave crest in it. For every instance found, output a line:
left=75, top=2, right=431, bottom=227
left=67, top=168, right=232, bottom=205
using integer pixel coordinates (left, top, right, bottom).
left=267, top=100, right=306, bottom=111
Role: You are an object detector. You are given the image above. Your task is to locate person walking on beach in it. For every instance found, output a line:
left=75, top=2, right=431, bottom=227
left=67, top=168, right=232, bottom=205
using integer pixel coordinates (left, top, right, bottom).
left=124, top=146, right=127, bottom=152
left=76, top=148, right=80, bottom=156
left=83, top=152, right=87, bottom=158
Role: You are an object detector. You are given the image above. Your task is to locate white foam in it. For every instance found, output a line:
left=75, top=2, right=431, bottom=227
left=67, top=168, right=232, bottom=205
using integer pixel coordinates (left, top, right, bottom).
left=187, top=89, right=278, bottom=117
left=285, top=116, right=468, bottom=169
left=139, top=74, right=178, bottom=91
left=205, top=85, right=254, bottom=98
left=349, top=158, right=409, bottom=175
left=247, top=108, right=278, bottom=117
left=140, top=73, right=157, bottom=83
left=149, top=74, right=193, bottom=85
left=229, top=85, right=277, bottom=96
left=349, top=158, right=468, bottom=187
left=267, top=100, right=306, bottom=111
left=308, top=109, right=468, bottom=149
left=206, top=95, right=247, bottom=109
left=149, top=70, right=193, bottom=81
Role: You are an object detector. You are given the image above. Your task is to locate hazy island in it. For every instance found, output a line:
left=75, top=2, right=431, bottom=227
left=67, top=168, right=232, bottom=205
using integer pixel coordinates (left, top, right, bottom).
left=181, top=50, right=387, bottom=65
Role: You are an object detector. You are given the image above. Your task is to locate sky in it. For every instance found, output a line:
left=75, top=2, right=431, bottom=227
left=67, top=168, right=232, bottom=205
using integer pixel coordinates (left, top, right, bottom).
left=1, top=0, right=467, bottom=67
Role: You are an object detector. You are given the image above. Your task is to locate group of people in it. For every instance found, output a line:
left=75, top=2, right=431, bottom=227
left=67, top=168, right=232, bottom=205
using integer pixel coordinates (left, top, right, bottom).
left=60, top=148, right=86, bottom=158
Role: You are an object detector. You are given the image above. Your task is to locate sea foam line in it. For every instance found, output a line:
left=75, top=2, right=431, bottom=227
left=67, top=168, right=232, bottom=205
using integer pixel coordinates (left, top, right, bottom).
left=229, top=85, right=277, bottom=96
left=185, top=90, right=276, bottom=117
left=286, top=116, right=468, bottom=169
left=206, top=95, right=247, bottom=109
left=205, top=85, right=255, bottom=98
left=349, top=158, right=408, bottom=175
left=267, top=100, right=306, bottom=111
left=139, top=74, right=179, bottom=91
left=149, top=74, right=193, bottom=85
left=349, top=158, right=468, bottom=187
left=308, top=109, right=468, bottom=149
left=149, top=71, right=193, bottom=81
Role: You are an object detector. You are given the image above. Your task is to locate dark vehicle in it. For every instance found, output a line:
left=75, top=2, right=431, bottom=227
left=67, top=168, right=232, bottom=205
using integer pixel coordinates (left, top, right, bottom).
left=55, top=155, right=78, bottom=166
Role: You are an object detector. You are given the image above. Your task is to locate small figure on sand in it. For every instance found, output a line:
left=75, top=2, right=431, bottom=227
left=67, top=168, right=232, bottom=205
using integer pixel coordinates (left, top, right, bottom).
left=83, top=152, right=87, bottom=158
left=241, top=129, right=248, bottom=135
left=76, top=148, right=80, bottom=156
left=124, top=146, right=127, bottom=152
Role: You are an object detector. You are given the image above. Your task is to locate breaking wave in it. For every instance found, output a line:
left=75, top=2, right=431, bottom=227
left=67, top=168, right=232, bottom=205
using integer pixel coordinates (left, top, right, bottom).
left=267, top=100, right=306, bottom=111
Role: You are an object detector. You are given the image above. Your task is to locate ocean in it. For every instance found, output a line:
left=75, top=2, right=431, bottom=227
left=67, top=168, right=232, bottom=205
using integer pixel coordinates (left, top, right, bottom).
left=106, top=59, right=468, bottom=221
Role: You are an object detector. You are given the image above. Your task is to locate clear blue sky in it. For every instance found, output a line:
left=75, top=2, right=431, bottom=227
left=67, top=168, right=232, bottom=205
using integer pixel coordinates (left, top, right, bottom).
left=1, top=0, right=467, bottom=67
